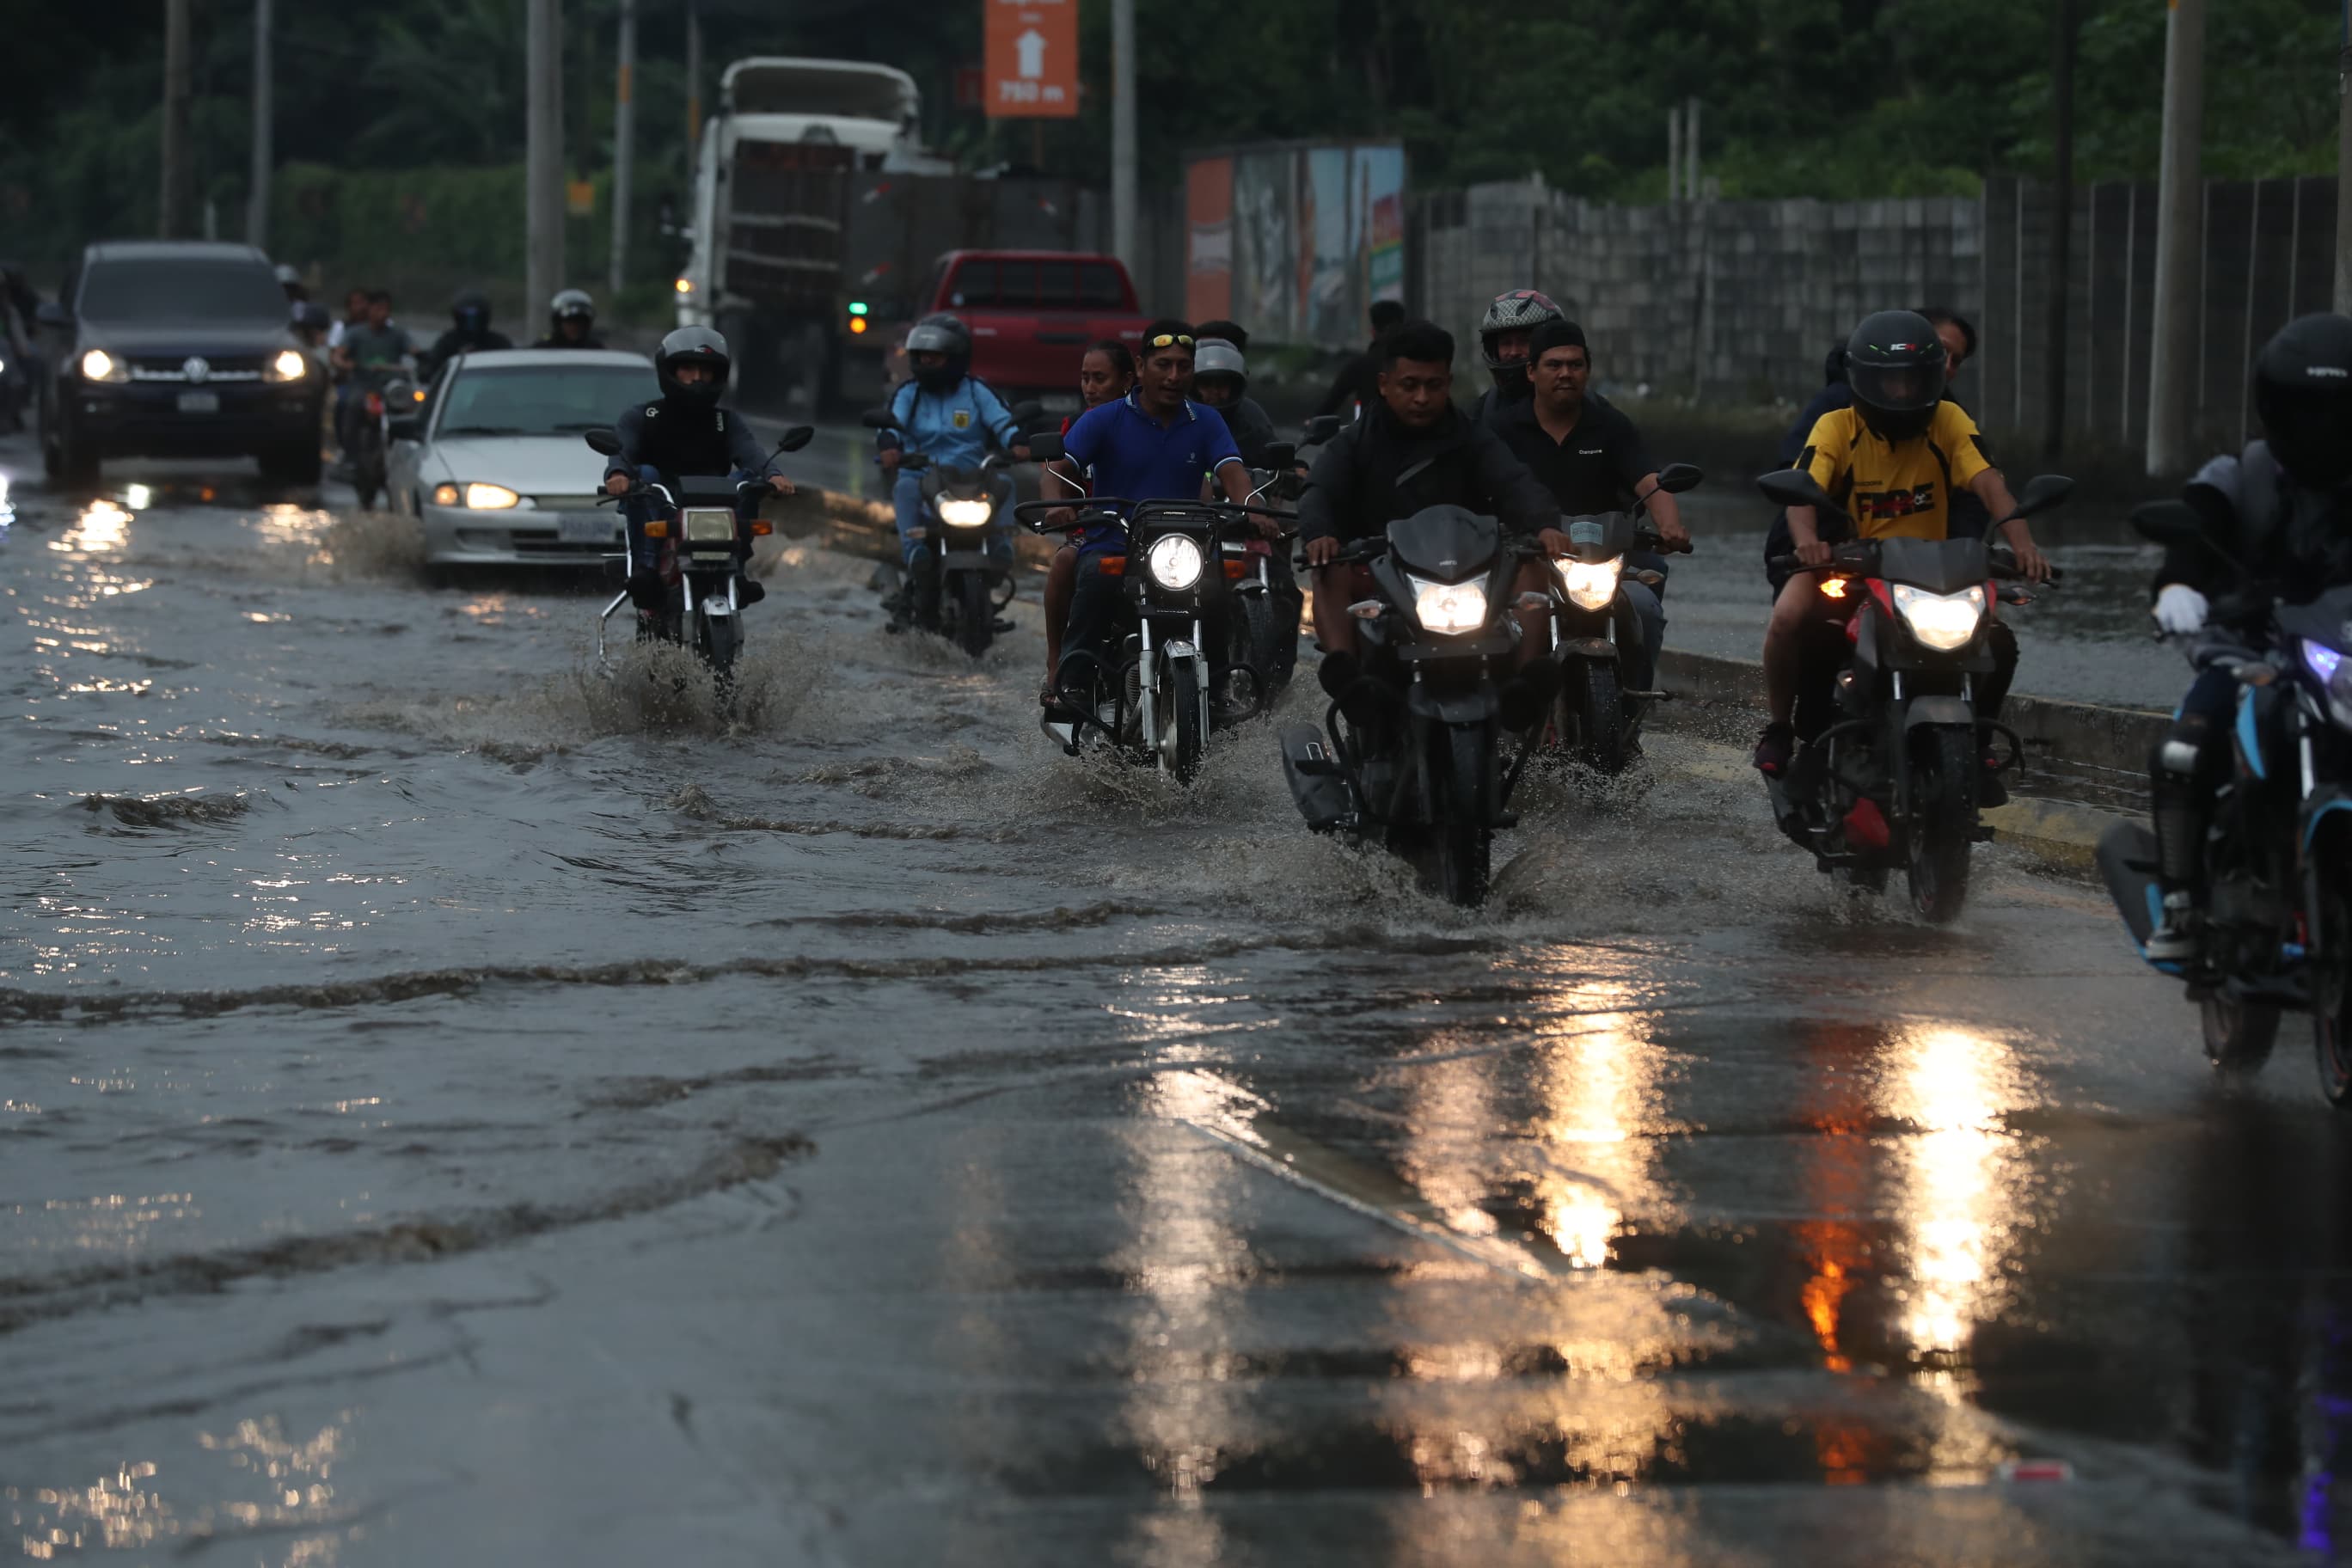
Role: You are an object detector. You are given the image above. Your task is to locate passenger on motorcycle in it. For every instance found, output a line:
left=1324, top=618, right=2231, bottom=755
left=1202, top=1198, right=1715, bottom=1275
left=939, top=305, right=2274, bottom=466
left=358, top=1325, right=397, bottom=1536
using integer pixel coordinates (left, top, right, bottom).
left=329, top=289, right=410, bottom=454
left=597, top=326, right=794, bottom=619
left=536, top=289, right=605, bottom=349
left=1296, top=319, right=1564, bottom=729
left=1489, top=319, right=1688, bottom=695
left=419, top=289, right=514, bottom=383
left=1470, top=288, right=1565, bottom=427
left=1755, top=309, right=2049, bottom=781
left=875, top=313, right=1029, bottom=591
left=1039, top=340, right=1136, bottom=703
left=2142, top=313, right=2352, bottom=959
left=1191, top=322, right=1282, bottom=469
left=1038, top=321, right=1266, bottom=695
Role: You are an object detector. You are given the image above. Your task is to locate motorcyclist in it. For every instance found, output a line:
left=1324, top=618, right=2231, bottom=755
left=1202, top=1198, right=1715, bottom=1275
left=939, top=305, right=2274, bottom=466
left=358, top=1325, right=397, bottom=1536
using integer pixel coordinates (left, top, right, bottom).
left=1315, top=299, right=1407, bottom=420
left=328, top=289, right=411, bottom=456
left=419, top=289, right=512, bottom=382
left=275, top=263, right=307, bottom=313
left=1469, top=288, right=1566, bottom=426
left=536, top=289, right=605, bottom=349
left=1488, top=318, right=1687, bottom=699
left=1039, top=340, right=1136, bottom=703
left=2141, top=313, right=2352, bottom=960
left=1191, top=337, right=1280, bottom=469
left=1295, top=319, right=1563, bottom=729
left=874, top=313, right=1029, bottom=623
left=1754, top=309, right=2049, bottom=788
left=597, top=326, right=794, bottom=621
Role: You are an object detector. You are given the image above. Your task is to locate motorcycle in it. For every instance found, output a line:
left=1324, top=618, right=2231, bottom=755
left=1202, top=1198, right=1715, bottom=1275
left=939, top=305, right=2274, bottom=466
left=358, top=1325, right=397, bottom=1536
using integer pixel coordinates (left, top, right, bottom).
left=1540, top=462, right=1703, bottom=772
left=1232, top=415, right=1339, bottom=703
left=1277, top=505, right=1534, bottom=907
left=2098, top=499, right=2352, bottom=1103
left=1014, top=477, right=1287, bottom=786
left=581, top=425, right=814, bottom=689
left=862, top=401, right=1041, bottom=658
left=1756, top=468, right=2072, bottom=922
left=349, top=367, right=417, bottom=511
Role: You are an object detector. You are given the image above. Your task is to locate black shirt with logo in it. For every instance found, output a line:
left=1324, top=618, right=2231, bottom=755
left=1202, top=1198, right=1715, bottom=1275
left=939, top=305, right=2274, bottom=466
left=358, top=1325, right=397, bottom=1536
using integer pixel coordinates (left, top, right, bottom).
left=1488, top=395, right=1656, bottom=518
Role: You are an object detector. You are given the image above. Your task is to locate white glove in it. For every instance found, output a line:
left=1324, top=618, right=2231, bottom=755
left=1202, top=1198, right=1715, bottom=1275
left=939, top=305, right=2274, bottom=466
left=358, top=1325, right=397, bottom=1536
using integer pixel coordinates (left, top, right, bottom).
left=2153, top=583, right=2209, bottom=635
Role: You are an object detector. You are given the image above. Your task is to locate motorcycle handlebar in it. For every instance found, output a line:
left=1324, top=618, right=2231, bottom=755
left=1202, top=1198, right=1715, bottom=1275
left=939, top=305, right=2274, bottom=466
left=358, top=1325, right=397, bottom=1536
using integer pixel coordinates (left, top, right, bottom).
left=1763, top=547, right=2065, bottom=586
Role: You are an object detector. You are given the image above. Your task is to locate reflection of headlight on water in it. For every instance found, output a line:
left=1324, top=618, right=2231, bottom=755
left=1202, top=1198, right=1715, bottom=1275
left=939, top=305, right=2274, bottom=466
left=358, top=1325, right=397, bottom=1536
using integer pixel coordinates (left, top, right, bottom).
left=1147, top=534, right=1204, bottom=591
left=1555, top=557, right=1620, bottom=611
left=935, top=497, right=994, bottom=528
left=1407, top=573, right=1489, bottom=634
left=1891, top=584, right=1985, bottom=651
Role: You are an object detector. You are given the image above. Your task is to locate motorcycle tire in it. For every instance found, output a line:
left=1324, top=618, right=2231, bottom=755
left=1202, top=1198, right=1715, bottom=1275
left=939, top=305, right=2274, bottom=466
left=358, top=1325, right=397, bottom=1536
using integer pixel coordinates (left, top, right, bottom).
left=909, top=553, right=943, bottom=634
left=697, top=609, right=740, bottom=694
left=1396, top=724, right=1492, bottom=907
left=958, top=571, right=993, bottom=658
left=2200, top=995, right=2280, bottom=1072
left=1571, top=659, right=1626, bottom=775
left=2313, top=868, right=2352, bottom=1106
left=1162, top=657, right=1206, bottom=784
left=1905, top=726, right=1976, bottom=923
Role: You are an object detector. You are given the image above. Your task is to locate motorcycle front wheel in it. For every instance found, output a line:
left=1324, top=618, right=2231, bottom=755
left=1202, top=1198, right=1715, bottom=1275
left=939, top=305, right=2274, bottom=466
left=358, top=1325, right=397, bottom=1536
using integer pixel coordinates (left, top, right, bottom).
left=1159, top=657, right=1205, bottom=784
left=2201, top=994, right=2281, bottom=1072
left=696, top=609, right=740, bottom=695
left=1571, top=658, right=1626, bottom=775
left=1397, top=724, right=1492, bottom=907
left=1905, top=726, right=1976, bottom=923
left=958, top=571, right=993, bottom=658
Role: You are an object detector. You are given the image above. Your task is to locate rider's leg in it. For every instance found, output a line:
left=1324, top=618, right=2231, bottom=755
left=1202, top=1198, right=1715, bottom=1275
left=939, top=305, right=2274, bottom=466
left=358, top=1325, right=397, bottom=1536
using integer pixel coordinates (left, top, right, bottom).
left=1042, top=542, right=1079, bottom=698
left=1058, top=553, right=1120, bottom=701
left=1310, top=561, right=1360, bottom=665
left=1615, top=579, right=1664, bottom=693
left=1755, top=574, right=1824, bottom=773
left=891, top=471, right=926, bottom=569
left=2147, top=665, right=2240, bottom=958
left=623, top=464, right=665, bottom=611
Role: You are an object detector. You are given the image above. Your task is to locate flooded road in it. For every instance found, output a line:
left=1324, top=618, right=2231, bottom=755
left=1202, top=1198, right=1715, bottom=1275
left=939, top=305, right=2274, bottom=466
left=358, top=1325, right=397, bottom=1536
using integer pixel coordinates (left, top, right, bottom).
left=4, top=432, right=2349, bottom=1565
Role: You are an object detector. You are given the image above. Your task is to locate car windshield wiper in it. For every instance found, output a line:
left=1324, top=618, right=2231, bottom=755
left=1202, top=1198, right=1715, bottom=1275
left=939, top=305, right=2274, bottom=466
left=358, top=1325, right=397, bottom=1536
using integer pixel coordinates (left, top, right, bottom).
left=437, top=425, right=527, bottom=437
left=548, top=420, right=611, bottom=432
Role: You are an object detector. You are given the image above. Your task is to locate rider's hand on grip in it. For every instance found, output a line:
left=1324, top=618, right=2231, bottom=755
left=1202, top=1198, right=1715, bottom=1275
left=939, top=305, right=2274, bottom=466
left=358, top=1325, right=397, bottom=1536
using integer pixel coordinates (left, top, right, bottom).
left=1304, top=536, right=1341, bottom=567
left=603, top=472, right=630, bottom=498
left=2154, top=582, right=2209, bottom=635
left=1794, top=538, right=1834, bottom=569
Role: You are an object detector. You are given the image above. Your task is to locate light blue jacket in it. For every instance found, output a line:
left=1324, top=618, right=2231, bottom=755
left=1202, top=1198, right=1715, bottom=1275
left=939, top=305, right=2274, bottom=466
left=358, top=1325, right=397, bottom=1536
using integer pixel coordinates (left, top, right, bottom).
left=876, top=377, right=1020, bottom=471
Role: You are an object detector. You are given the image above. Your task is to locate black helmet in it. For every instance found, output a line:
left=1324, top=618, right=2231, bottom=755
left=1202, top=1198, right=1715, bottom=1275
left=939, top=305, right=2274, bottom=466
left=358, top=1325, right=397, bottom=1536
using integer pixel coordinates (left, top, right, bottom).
left=550, top=288, right=596, bottom=331
left=656, top=325, right=731, bottom=407
left=452, top=288, right=493, bottom=333
left=2255, top=313, right=2352, bottom=490
left=1844, top=309, right=1945, bottom=440
left=1477, top=288, right=1564, bottom=399
left=1193, top=337, right=1247, bottom=399
left=904, top=312, right=971, bottom=393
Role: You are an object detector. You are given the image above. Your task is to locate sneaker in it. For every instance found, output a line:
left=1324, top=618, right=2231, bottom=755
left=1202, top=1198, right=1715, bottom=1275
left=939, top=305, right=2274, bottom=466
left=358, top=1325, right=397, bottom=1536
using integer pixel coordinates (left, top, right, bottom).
left=2144, top=891, right=2202, bottom=963
left=1753, top=721, right=1797, bottom=777
left=736, top=576, right=767, bottom=607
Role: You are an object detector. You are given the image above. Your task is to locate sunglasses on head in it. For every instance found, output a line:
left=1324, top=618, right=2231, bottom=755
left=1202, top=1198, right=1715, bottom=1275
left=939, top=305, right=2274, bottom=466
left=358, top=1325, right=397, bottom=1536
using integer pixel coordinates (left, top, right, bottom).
left=1146, top=333, right=1194, bottom=349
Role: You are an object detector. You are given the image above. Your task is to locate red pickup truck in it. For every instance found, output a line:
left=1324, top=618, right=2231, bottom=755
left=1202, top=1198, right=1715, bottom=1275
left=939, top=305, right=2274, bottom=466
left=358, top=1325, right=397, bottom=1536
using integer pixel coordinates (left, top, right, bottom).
left=904, top=250, right=1149, bottom=413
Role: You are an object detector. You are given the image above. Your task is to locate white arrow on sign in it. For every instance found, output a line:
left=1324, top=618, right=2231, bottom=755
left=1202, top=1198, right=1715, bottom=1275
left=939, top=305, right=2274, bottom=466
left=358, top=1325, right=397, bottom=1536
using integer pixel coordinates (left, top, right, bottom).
left=1016, top=28, right=1046, bottom=79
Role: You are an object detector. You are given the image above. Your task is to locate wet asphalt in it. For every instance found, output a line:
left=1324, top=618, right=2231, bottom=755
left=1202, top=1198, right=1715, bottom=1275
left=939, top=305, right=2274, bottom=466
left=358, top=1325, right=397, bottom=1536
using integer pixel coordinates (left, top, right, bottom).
left=2, top=427, right=2349, bottom=1565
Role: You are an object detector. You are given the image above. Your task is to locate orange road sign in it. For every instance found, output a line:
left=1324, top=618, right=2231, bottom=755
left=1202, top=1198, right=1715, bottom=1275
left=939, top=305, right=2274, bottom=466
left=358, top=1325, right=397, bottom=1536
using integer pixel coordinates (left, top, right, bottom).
left=983, top=0, right=1078, bottom=119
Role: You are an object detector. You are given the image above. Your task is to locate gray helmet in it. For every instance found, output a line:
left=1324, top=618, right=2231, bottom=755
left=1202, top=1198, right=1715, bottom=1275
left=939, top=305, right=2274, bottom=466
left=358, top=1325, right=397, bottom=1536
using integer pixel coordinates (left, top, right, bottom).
left=1193, top=338, right=1246, bottom=394
left=656, top=324, right=731, bottom=407
left=274, top=263, right=303, bottom=289
left=905, top=312, right=971, bottom=391
left=550, top=287, right=596, bottom=327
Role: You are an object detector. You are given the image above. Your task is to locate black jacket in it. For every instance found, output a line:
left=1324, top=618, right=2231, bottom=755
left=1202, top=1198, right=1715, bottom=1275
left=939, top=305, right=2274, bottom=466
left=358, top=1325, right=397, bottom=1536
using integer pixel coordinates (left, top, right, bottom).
left=1315, top=344, right=1383, bottom=420
left=1295, top=402, right=1559, bottom=546
left=420, top=327, right=513, bottom=381
left=2153, top=441, right=2352, bottom=621
left=1215, top=395, right=1281, bottom=469
left=603, top=399, right=775, bottom=487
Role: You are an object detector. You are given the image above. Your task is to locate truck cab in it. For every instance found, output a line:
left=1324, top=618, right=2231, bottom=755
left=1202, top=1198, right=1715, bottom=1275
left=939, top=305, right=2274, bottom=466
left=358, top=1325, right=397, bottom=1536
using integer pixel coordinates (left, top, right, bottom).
left=916, top=250, right=1148, bottom=411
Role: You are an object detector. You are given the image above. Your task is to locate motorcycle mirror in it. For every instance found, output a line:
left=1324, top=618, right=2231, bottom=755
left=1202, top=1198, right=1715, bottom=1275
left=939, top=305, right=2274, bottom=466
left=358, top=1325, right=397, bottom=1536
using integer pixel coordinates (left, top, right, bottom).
left=1301, top=415, right=1341, bottom=445
left=2011, top=473, right=2075, bottom=518
left=582, top=427, right=622, bottom=456
left=2128, top=499, right=2207, bottom=549
left=34, top=300, right=69, bottom=329
left=1655, top=462, right=1704, bottom=495
left=859, top=407, right=897, bottom=431
left=1755, top=468, right=1833, bottom=512
left=1025, top=433, right=1065, bottom=463
left=1007, top=400, right=1044, bottom=423
left=1262, top=442, right=1297, bottom=469
left=775, top=425, right=815, bottom=453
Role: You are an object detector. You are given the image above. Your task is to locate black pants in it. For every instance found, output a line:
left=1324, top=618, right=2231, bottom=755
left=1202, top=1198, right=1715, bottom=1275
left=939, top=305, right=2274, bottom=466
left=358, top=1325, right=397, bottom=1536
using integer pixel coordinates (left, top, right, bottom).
left=1057, top=554, right=1127, bottom=695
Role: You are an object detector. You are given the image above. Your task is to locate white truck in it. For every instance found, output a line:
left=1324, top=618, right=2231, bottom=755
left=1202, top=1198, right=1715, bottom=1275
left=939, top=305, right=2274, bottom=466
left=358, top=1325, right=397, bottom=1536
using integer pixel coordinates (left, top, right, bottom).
left=674, top=58, right=951, bottom=413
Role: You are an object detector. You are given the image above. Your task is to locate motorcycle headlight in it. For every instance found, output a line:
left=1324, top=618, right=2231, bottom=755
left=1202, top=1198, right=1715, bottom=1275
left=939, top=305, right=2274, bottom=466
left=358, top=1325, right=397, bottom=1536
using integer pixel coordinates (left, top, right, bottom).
left=462, top=482, right=519, bottom=510
left=1406, top=573, right=1491, bottom=635
left=683, top=507, right=737, bottom=542
left=936, top=497, right=994, bottom=528
left=2303, top=640, right=2352, bottom=729
left=1146, top=534, right=1204, bottom=591
left=80, top=348, right=127, bottom=384
left=1556, top=556, right=1621, bottom=612
left=1890, top=583, right=1986, bottom=652
left=268, top=348, right=309, bottom=382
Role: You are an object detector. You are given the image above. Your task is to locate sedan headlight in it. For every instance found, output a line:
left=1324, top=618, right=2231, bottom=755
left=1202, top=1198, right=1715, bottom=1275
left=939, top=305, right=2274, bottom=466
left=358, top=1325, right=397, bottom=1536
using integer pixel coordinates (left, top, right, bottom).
left=936, top=497, right=994, bottom=529
left=1146, top=534, right=1204, bottom=591
left=1891, top=583, right=1986, bottom=651
left=267, top=348, right=309, bottom=383
left=80, top=348, right=127, bottom=384
left=683, top=507, right=736, bottom=543
left=2303, top=640, right=2352, bottom=730
left=1556, top=556, right=1621, bottom=612
left=1406, top=573, right=1491, bottom=635
left=462, top=482, right=519, bottom=510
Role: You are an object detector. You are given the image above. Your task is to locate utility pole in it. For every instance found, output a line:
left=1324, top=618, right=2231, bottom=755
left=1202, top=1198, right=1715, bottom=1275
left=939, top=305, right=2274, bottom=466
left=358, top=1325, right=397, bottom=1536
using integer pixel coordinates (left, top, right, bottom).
left=2044, top=0, right=2077, bottom=459
left=2337, top=0, right=2352, bottom=312
left=1667, top=106, right=1682, bottom=202
left=610, top=0, right=636, bottom=297
left=160, top=0, right=194, bottom=237
left=1685, top=97, right=1701, bottom=203
left=247, top=0, right=273, bottom=247
left=1111, top=0, right=1136, bottom=276
left=2146, top=0, right=2206, bottom=475
left=685, top=0, right=703, bottom=174
left=526, top=0, right=566, bottom=313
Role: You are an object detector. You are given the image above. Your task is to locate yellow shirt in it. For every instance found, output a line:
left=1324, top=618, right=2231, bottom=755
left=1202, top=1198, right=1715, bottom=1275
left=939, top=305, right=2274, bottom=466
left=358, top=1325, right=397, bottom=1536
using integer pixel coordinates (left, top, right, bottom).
left=1798, top=401, right=1993, bottom=542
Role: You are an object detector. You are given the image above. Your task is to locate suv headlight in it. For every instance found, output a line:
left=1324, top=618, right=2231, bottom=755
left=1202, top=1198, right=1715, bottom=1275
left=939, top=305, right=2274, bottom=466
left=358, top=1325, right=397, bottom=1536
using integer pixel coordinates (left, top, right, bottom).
left=1146, top=534, right=1204, bottom=591
left=1890, top=583, right=1986, bottom=651
left=80, top=348, right=128, bottom=384
left=1556, top=557, right=1620, bottom=612
left=267, top=348, right=309, bottom=382
left=936, top=497, right=993, bottom=528
left=1406, top=573, right=1490, bottom=635
left=683, top=508, right=736, bottom=543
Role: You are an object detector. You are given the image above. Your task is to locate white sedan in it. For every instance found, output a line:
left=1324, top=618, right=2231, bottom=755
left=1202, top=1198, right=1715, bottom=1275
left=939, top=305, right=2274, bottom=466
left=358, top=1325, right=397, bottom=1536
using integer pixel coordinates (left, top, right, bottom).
left=388, top=348, right=658, bottom=567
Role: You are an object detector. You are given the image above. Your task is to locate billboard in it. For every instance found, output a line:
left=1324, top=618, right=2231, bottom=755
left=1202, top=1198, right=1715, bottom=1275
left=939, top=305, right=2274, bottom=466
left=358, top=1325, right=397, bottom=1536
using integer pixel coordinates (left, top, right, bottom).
left=1185, top=143, right=1405, bottom=349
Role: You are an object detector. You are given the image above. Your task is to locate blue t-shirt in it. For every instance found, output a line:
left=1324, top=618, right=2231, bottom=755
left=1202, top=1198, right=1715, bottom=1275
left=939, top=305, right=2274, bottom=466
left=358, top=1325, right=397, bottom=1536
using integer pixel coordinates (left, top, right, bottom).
left=1060, top=391, right=1243, bottom=555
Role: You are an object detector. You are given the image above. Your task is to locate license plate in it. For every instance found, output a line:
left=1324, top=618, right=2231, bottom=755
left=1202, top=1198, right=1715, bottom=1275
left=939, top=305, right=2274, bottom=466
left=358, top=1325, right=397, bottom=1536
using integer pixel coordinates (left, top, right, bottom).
left=177, top=391, right=219, bottom=414
left=557, top=514, right=614, bottom=544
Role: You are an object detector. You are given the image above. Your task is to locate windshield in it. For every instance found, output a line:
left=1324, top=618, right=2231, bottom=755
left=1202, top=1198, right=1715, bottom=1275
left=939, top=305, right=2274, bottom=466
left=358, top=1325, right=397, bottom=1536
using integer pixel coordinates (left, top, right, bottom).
left=434, top=364, right=658, bottom=438
left=78, top=260, right=287, bottom=323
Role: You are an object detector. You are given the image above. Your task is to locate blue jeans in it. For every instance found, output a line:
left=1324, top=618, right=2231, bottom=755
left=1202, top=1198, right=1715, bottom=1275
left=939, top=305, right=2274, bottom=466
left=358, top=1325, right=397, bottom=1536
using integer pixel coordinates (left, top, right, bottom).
left=891, top=470, right=1011, bottom=572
